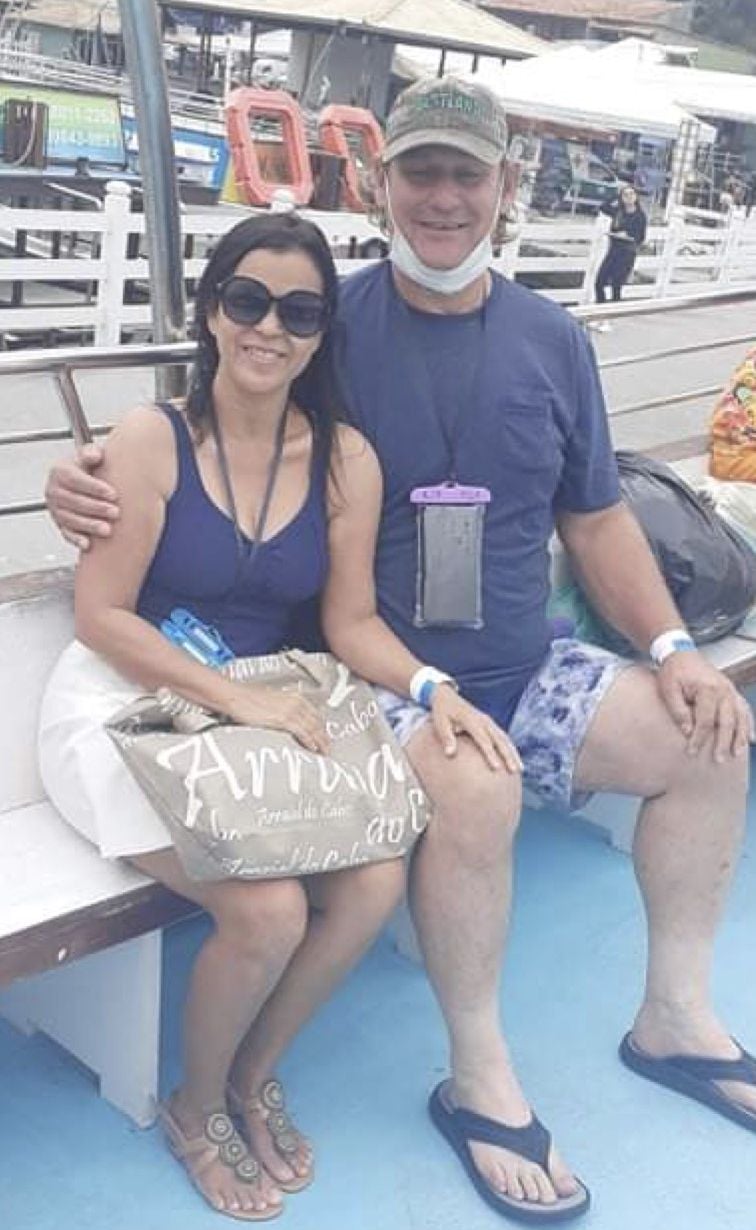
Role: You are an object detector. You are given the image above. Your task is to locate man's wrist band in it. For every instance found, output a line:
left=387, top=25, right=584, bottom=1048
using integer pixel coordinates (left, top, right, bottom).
left=649, top=628, right=696, bottom=666
left=409, top=666, right=457, bottom=709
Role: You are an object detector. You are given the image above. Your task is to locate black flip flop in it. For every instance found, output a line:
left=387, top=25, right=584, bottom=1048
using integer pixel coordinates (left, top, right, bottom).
left=428, top=1081, right=591, bottom=1224
left=619, top=1032, right=756, bottom=1132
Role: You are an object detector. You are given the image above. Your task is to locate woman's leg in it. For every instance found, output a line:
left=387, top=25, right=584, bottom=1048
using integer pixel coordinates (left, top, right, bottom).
left=594, top=256, right=609, bottom=303
left=612, top=250, right=635, bottom=301
left=228, top=857, right=406, bottom=1184
left=131, top=849, right=309, bottom=1216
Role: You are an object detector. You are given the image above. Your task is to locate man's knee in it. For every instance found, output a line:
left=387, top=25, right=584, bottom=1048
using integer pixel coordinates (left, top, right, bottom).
left=666, top=734, right=749, bottom=802
left=410, top=735, right=522, bottom=863
left=576, top=665, right=749, bottom=802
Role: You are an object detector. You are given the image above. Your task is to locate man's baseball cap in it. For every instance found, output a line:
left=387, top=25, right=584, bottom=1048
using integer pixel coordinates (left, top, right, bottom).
left=382, top=76, right=507, bottom=167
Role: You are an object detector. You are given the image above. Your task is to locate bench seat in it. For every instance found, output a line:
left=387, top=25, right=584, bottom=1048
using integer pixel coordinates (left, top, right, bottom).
left=0, top=800, right=195, bottom=1126
left=0, top=800, right=191, bottom=985
left=0, top=570, right=196, bottom=1126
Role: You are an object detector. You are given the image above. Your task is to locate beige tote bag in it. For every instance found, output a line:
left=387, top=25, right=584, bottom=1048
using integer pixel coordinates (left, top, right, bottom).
left=106, top=651, right=430, bottom=881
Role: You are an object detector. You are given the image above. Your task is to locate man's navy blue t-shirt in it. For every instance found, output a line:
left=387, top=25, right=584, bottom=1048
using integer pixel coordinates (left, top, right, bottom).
left=336, top=262, right=620, bottom=726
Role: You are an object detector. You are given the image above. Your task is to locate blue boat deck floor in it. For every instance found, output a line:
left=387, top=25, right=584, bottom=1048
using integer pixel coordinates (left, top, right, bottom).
left=2, top=773, right=755, bottom=1230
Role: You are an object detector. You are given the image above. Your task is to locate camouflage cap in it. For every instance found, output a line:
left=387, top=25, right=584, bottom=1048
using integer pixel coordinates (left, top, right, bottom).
left=382, top=76, right=507, bottom=167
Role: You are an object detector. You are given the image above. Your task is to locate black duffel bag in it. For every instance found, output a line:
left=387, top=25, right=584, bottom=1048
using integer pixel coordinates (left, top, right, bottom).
left=607, top=450, right=756, bottom=646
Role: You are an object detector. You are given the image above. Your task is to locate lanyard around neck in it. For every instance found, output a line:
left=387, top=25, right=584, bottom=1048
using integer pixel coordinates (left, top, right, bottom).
left=396, top=278, right=489, bottom=484
left=211, top=403, right=289, bottom=575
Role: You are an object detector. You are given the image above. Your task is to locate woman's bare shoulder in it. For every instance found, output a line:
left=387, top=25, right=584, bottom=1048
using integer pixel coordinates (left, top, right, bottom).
left=334, top=422, right=377, bottom=465
left=102, top=402, right=179, bottom=494
left=106, top=402, right=176, bottom=447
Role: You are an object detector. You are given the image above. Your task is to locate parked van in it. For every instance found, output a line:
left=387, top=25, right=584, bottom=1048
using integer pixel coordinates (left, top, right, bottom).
left=532, top=138, right=621, bottom=214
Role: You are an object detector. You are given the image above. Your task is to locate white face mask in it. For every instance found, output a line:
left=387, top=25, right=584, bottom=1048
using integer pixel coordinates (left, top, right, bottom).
left=385, top=180, right=501, bottom=296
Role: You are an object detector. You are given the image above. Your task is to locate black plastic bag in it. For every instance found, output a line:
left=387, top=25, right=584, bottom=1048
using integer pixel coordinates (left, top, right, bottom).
left=609, top=450, right=756, bottom=646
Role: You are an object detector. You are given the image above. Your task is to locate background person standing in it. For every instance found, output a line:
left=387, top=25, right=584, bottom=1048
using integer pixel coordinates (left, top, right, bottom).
left=595, top=184, right=648, bottom=303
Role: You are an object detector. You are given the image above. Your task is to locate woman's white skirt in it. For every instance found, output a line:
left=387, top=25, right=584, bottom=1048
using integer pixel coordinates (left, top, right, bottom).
left=38, top=640, right=173, bottom=859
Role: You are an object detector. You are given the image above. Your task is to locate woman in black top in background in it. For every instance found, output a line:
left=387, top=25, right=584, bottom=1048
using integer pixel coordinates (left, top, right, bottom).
left=594, top=184, right=648, bottom=303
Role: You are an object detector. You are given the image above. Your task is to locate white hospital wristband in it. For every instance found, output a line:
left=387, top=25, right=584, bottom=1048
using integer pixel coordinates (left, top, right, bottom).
left=409, top=666, right=457, bottom=709
left=649, top=629, right=696, bottom=666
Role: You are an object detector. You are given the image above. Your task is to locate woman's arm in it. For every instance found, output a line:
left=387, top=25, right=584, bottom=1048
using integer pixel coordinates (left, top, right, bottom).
left=75, top=407, right=238, bottom=708
left=74, top=409, right=329, bottom=752
left=321, top=426, right=419, bottom=693
left=322, top=427, right=520, bottom=771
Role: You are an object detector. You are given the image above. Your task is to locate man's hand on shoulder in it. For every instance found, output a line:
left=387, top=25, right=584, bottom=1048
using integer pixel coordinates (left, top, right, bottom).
left=45, top=442, right=120, bottom=551
left=655, top=650, right=753, bottom=761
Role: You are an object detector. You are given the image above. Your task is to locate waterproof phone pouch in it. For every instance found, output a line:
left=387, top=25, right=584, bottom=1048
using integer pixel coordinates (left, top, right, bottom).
left=410, top=484, right=490, bottom=629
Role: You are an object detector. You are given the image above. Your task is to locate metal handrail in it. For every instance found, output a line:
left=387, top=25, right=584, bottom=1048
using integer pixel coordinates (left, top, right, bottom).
left=0, top=288, right=754, bottom=518
left=572, top=283, right=756, bottom=324
left=600, top=332, right=756, bottom=371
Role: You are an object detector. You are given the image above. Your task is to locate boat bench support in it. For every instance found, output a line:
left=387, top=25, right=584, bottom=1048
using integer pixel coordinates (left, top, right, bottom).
left=0, top=570, right=196, bottom=1126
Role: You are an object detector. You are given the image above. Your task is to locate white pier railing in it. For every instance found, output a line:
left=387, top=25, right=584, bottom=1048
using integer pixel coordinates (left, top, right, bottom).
left=1, top=183, right=755, bottom=347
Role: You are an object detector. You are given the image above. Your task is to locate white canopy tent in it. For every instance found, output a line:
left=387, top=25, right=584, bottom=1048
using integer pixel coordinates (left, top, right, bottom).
left=588, top=39, right=756, bottom=128
left=397, top=43, right=715, bottom=142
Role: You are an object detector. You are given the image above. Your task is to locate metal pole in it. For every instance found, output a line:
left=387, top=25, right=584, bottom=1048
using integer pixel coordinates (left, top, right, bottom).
left=117, top=0, right=186, bottom=399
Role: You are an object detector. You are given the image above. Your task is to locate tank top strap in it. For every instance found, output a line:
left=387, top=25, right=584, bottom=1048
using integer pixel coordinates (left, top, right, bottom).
left=155, top=401, right=205, bottom=498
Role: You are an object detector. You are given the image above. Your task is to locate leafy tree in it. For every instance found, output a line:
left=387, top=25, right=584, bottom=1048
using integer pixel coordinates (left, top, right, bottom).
left=691, top=0, right=756, bottom=52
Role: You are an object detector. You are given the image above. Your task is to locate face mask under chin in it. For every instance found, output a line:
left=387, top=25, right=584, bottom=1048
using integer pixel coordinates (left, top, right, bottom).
left=388, top=228, right=495, bottom=296
left=384, top=181, right=501, bottom=297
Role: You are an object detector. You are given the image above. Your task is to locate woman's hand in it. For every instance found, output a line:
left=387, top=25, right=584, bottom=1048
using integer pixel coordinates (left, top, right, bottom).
left=430, top=685, right=522, bottom=773
left=224, top=683, right=331, bottom=755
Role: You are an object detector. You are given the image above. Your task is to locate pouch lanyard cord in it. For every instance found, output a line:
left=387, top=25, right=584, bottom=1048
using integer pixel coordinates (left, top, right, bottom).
left=211, top=403, right=289, bottom=583
left=397, top=282, right=489, bottom=484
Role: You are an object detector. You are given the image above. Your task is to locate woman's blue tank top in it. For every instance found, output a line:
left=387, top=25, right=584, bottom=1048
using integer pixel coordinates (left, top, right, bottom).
left=136, top=405, right=329, bottom=656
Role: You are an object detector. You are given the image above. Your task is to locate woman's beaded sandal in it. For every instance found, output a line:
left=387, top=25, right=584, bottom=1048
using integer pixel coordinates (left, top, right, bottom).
left=227, top=1078, right=314, bottom=1193
left=158, top=1101, right=283, bottom=1222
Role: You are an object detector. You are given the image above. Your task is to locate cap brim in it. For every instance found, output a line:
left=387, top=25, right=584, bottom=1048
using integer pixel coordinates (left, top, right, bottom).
left=382, top=128, right=502, bottom=167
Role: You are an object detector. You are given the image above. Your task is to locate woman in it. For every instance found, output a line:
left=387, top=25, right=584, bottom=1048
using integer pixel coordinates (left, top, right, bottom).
left=594, top=184, right=647, bottom=304
left=38, top=213, right=518, bottom=1221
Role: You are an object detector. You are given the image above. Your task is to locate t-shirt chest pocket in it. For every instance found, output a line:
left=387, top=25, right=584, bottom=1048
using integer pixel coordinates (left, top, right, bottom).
left=496, top=399, right=562, bottom=502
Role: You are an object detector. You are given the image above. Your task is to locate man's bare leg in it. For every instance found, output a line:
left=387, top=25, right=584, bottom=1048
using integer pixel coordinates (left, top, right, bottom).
left=574, top=666, right=754, bottom=1113
left=405, top=727, right=581, bottom=1207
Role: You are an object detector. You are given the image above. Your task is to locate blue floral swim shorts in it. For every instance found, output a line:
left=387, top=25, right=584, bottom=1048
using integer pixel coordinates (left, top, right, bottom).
left=376, top=638, right=630, bottom=811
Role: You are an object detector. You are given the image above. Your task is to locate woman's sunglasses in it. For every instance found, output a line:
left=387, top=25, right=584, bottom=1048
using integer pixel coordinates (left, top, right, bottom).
left=217, top=275, right=329, bottom=338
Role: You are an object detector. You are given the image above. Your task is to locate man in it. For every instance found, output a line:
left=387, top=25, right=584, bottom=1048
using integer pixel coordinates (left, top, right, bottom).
left=46, top=77, right=756, bottom=1223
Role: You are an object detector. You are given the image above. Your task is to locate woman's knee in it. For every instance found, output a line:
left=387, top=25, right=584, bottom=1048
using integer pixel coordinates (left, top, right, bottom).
left=209, top=878, right=308, bottom=963
left=345, top=857, right=406, bottom=917
left=313, top=856, right=406, bottom=922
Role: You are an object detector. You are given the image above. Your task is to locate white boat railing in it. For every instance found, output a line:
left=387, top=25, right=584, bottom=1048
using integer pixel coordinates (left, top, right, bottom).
left=2, top=184, right=755, bottom=348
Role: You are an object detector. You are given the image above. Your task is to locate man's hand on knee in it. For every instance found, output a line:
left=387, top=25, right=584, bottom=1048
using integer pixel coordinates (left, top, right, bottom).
left=45, top=444, right=119, bottom=550
left=656, top=652, right=753, bottom=761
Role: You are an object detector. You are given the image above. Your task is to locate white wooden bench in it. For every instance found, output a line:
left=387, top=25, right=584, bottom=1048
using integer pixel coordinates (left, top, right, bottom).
left=0, top=568, right=196, bottom=1126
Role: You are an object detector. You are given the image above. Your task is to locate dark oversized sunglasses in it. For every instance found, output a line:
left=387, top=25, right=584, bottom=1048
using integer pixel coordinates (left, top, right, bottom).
left=217, top=275, right=329, bottom=338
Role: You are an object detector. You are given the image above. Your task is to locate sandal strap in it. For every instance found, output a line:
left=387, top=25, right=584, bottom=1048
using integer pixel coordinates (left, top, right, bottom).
left=229, top=1079, right=302, bottom=1158
left=161, top=1105, right=261, bottom=1184
left=662, top=1046, right=756, bottom=1084
left=451, top=1105, right=551, bottom=1170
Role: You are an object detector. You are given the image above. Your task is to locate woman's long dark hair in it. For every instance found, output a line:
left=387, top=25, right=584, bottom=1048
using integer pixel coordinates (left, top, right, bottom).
left=186, top=212, right=349, bottom=471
